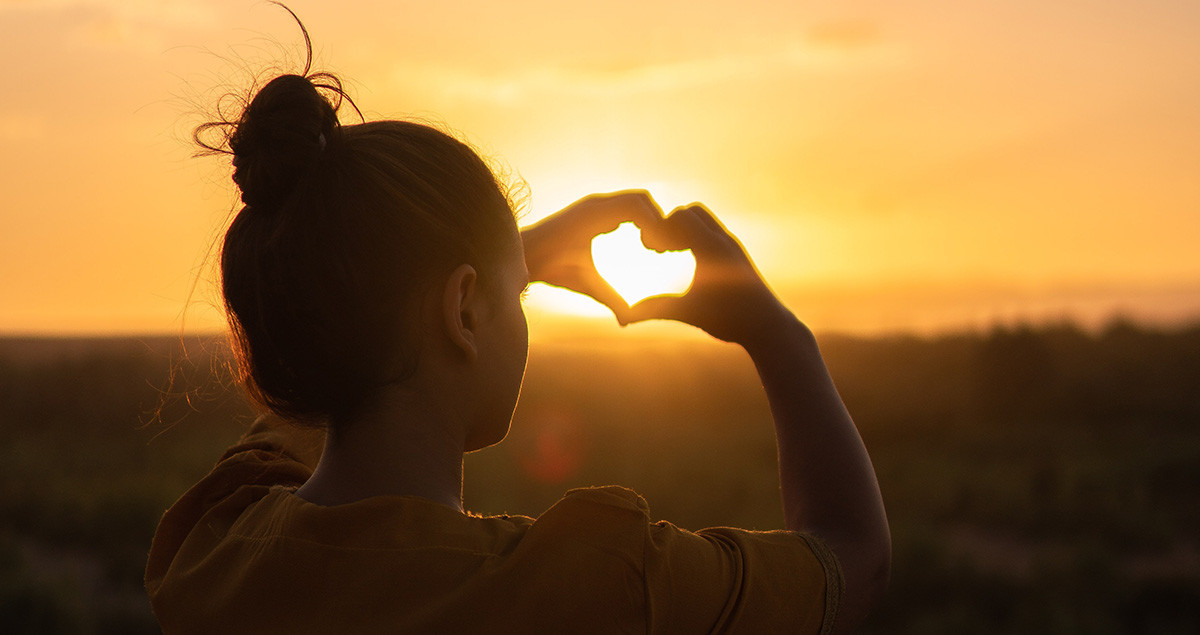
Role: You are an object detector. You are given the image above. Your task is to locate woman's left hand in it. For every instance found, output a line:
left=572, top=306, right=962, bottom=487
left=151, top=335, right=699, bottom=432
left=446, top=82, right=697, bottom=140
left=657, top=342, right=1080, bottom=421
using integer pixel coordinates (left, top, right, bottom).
left=521, top=190, right=666, bottom=323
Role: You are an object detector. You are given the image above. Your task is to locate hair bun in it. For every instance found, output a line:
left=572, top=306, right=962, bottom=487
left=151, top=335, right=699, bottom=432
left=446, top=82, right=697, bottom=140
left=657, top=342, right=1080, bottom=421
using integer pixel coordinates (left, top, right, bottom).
left=229, top=74, right=338, bottom=210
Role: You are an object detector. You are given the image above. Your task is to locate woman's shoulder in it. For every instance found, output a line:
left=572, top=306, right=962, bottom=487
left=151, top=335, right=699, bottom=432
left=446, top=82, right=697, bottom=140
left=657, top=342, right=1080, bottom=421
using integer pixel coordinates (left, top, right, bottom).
left=556, top=485, right=651, bottom=515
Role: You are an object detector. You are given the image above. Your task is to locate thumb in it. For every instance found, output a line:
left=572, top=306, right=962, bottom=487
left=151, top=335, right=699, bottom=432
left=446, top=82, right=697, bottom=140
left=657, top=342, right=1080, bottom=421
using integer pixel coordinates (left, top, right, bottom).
left=576, top=269, right=632, bottom=324
left=624, top=294, right=687, bottom=325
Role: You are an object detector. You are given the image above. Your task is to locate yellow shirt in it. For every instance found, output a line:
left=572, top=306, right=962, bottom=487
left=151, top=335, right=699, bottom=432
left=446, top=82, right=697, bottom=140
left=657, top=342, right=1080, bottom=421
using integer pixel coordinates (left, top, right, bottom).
left=146, top=416, right=842, bottom=634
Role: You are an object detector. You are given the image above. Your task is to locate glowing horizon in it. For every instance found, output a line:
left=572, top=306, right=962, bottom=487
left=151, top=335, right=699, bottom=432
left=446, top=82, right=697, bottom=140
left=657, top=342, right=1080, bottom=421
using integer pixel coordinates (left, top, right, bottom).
left=2, top=0, right=1198, bottom=336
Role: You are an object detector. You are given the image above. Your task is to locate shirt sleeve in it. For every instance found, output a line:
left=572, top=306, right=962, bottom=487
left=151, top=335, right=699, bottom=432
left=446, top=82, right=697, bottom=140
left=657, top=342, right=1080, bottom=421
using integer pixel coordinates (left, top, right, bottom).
left=642, top=520, right=843, bottom=635
left=145, top=414, right=325, bottom=596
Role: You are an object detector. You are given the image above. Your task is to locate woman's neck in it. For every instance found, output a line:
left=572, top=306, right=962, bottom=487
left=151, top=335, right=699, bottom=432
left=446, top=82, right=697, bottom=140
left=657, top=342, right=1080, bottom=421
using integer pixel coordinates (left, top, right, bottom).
left=294, top=388, right=467, bottom=511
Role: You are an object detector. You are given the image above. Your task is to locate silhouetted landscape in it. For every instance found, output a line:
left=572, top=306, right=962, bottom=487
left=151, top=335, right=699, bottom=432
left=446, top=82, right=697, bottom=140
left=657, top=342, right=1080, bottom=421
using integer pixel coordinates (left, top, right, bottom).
left=1, top=321, right=1198, bottom=633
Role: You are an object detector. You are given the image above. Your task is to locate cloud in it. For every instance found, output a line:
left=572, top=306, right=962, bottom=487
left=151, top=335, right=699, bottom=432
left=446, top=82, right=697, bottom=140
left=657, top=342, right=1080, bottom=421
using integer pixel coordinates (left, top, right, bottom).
left=392, top=37, right=904, bottom=105
left=806, top=19, right=882, bottom=50
left=1, top=0, right=213, bottom=22
left=1, top=0, right=217, bottom=51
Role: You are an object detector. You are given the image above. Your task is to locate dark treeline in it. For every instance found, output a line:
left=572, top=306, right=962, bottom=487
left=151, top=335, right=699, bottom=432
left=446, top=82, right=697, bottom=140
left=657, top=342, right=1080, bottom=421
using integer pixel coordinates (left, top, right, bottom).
left=815, top=322, right=1200, bottom=633
left=822, top=319, right=1200, bottom=434
left=0, top=321, right=1197, bottom=633
left=0, top=337, right=252, bottom=633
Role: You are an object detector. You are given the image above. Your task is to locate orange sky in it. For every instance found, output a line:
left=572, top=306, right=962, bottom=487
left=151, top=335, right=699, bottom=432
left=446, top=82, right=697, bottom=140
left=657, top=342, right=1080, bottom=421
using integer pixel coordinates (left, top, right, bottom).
left=1, top=0, right=1198, bottom=335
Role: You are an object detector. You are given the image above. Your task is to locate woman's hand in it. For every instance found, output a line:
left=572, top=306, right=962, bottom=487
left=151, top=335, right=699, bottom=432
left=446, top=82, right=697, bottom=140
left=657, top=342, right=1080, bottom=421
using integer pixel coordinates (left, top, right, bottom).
left=625, top=204, right=794, bottom=349
left=521, top=190, right=665, bottom=323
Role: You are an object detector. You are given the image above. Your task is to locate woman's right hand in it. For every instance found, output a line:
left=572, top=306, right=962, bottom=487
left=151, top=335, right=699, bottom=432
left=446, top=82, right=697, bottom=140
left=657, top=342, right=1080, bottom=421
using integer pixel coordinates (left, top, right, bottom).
left=522, top=190, right=666, bottom=323
left=625, top=204, right=796, bottom=349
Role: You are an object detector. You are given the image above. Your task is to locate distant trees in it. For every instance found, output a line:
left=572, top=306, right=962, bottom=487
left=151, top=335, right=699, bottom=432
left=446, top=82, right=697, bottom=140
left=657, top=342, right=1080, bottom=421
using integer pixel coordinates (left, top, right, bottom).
left=2, top=321, right=1198, bottom=633
left=970, top=320, right=1200, bottom=426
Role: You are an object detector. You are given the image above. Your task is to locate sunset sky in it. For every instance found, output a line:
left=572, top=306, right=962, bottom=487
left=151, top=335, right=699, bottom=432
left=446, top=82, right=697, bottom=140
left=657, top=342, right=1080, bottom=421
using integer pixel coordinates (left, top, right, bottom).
left=1, top=0, right=1198, bottom=336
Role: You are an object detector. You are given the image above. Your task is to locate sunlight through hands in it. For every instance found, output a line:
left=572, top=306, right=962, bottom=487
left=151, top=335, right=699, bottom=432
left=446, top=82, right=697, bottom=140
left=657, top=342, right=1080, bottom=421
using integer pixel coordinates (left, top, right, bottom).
left=591, top=222, right=696, bottom=306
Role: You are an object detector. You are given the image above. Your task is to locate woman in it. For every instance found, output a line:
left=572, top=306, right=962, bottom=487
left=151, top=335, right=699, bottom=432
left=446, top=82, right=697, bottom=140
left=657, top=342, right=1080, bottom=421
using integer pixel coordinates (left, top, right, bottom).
left=145, top=56, right=890, bottom=633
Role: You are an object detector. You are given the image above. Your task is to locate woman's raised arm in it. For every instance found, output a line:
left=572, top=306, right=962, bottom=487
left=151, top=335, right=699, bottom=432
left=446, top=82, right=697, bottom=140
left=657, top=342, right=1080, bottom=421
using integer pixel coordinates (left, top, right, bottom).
left=523, top=194, right=891, bottom=631
left=625, top=204, right=892, bottom=632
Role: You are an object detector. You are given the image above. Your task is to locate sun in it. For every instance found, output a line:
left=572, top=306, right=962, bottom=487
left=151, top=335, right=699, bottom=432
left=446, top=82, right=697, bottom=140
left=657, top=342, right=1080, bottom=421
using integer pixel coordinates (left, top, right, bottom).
left=590, top=222, right=695, bottom=306
left=520, top=179, right=701, bottom=318
left=521, top=223, right=696, bottom=319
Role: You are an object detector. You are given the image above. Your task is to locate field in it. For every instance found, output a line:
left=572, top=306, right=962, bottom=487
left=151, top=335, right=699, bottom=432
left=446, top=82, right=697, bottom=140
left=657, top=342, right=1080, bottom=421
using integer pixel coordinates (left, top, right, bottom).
left=1, top=322, right=1198, bottom=633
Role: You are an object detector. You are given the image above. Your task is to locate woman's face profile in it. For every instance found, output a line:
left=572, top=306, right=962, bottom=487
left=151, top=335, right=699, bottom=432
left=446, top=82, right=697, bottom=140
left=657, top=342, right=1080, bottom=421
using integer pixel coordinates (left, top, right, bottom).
left=464, top=223, right=530, bottom=451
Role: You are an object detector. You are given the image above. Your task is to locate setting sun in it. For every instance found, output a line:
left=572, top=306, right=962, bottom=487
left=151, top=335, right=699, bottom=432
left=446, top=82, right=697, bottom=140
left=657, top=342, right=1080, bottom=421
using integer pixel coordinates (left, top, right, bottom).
left=591, top=222, right=696, bottom=306
left=518, top=221, right=697, bottom=320
left=1, top=0, right=1198, bottom=336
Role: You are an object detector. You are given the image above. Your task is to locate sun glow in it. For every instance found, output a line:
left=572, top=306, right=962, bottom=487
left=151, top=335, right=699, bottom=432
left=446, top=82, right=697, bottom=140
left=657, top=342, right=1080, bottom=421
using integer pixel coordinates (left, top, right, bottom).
left=4, top=2, right=1199, bottom=336
left=591, top=222, right=696, bottom=306
left=523, top=285, right=612, bottom=318
left=520, top=222, right=697, bottom=320
left=519, top=178, right=702, bottom=318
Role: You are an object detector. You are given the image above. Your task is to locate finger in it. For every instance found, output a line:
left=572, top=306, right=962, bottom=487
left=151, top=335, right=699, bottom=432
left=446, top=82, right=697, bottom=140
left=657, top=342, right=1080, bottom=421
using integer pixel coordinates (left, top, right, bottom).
left=641, top=205, right=723, bottom=255
left=624, top=294, right=686, bottom=325
left=576, top=268, right=632, bottom=323
left=573, top=190, right=666, bottom=236
left=686, top=203, right=727, bottom=235
left=599, top=190, right=665, bottom=227
left=638, top=211, right=683, bottom=253
left=687, top=204, right=746, bottom=252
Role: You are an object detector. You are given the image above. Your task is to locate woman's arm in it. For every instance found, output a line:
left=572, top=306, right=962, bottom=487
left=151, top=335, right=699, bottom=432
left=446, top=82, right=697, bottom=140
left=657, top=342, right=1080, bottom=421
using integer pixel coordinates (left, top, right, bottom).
left=625, top=203, right=890, bottom=632
left=747, top=320, right=891, bottom=631
left=523, top=192, right=890, bottom=631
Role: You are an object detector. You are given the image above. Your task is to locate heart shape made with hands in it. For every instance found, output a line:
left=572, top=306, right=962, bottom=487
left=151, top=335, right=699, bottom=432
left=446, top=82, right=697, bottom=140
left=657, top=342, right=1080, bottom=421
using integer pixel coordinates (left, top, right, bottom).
left=591, top=222, right=696, bottom=306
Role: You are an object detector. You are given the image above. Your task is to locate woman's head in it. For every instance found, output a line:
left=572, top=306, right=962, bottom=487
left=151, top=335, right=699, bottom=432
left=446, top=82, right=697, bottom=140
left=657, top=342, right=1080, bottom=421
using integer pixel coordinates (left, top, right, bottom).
left=207, top=72, right=523, bottom=427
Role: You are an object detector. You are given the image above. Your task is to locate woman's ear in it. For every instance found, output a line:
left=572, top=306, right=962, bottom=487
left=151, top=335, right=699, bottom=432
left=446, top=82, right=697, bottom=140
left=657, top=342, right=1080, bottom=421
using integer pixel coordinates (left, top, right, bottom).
left=441, top=264, right=480, bottom=362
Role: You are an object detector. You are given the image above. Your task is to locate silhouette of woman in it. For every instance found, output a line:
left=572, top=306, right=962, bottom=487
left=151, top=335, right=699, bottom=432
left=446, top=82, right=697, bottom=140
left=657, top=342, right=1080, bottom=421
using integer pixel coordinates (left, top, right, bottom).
left=145, top=21, right=889, bottom=635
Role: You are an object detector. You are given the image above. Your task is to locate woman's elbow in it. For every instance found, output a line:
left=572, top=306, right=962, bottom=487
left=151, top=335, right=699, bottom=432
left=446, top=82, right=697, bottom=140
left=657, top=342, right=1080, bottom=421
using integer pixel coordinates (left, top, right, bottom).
left=864, top=535, right=892, bottom=610
left=829, top=531, right=892, bottom=633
